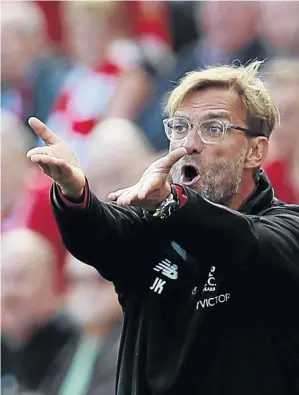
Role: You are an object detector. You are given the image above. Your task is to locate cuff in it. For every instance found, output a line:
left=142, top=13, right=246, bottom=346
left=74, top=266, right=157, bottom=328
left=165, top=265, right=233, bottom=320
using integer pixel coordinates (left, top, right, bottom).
left=55, top=183, right=88, bottom=209
left=172, top=184, right=188, bottom=207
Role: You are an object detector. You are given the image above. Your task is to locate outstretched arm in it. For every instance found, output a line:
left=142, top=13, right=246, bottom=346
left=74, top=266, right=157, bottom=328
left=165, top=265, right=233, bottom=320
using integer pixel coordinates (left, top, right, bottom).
left=51, top=181, right=168, bottom=289
left=27, top=118, right=184, bottom=289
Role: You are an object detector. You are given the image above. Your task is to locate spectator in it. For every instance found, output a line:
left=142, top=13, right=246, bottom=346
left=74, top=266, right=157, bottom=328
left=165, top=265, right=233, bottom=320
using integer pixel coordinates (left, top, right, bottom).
left=1, top=110, right=34, bottom=230
left=47, top=1, right=144, bottom=168
left=263, top=58, right=299, bottom=203
left=63, top=254, right=122, bottom=394
left=259, top=1, right=299, bottom=57
left=1, top=109, right=67, bottom=294
left=136, top=1, right=267, bottom=151
left=102, top=67, right=152, bottom=122
left=1, top=229, right=81, bottom=394
left=128, top=1, right=173, bottom=75
left=1, top=1, right=71, bottom=127
left=195, top=1, right=263, bottom=65
left=47, top=0, right=175, bottom=168
left=35, top=1, right=63, bottom=48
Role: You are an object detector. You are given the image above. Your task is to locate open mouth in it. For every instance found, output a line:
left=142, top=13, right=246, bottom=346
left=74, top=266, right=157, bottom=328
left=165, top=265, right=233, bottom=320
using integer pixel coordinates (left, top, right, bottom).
left=180, top=164, right=200, bottom=186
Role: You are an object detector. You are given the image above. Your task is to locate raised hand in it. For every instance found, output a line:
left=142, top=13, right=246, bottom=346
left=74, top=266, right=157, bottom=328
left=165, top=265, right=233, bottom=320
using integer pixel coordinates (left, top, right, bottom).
left=27, top=117, right=86, bottom=198
left=108, top=147, right=187, bottom=210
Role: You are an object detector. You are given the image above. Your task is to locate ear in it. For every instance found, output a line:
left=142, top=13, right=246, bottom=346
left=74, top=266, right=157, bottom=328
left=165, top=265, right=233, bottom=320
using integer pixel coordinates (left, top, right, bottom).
left=244, top=137, right=269, bottom=170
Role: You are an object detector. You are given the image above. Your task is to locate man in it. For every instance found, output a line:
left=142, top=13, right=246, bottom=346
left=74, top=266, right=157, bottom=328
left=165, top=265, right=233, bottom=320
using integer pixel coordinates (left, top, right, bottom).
left=64, top=254, right=122, bottom=395
left=27, top=61, right=299, bottom=395
left=1, top=1, right=70, bottom=125
left=259, top=1, right=299, bottom=57
left=1, top=109, right=33, bottom=228
left=1, top=229, right=81, bottom=394
left=1, top=109, right=66, bottom=293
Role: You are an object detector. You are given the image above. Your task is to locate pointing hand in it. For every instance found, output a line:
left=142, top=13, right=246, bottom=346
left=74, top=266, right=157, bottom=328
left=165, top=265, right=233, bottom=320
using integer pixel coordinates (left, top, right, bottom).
left=108, top=147, right=187, bottom=210
left=26, top=117, right=86, bottom=199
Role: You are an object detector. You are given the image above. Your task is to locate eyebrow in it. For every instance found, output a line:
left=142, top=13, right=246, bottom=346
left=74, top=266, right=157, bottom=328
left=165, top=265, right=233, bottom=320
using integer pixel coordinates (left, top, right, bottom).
left=174, top=111, right=231, bottom=122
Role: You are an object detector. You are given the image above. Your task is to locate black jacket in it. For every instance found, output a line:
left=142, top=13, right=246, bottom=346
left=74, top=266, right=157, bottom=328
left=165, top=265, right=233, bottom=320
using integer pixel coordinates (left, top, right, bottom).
left=51, top=172, right=299, bottom=395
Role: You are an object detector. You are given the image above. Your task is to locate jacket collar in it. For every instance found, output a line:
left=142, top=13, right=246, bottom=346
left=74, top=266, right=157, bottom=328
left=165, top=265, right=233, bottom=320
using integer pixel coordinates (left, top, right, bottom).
left=238, top=170, right=275, bottom=215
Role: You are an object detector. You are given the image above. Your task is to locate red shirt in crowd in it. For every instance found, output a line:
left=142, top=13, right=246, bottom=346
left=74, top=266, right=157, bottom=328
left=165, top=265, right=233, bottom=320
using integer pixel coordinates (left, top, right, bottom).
left=264, top=160, right=298, bottom=204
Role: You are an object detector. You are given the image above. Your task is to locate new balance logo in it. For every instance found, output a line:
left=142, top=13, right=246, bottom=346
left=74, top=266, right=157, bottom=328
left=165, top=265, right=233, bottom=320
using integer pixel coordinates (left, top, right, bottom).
left=150, top=277, right=166, bottom=294
left=154, top=259, right=178, bottom=280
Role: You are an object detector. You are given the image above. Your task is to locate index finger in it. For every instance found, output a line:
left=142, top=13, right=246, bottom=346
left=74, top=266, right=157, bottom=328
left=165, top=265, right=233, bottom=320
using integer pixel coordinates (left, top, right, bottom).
left=158, top=147, right=187, bottom=171
left=28, top=117, right=61, bottom=145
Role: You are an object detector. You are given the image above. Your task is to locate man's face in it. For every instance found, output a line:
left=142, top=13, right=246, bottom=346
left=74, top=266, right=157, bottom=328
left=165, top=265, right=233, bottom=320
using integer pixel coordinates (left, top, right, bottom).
left=170, top=87, right=249, bottom=205
left=65, top=256, right=120, bottom=328
left=198, top=2, right=257, bottom=53
left=64, top=8, right=111, bottom=68
left=260, top=2, right=299, bottom=52
left=0, top=141, right=29, bottom=216
left=1, top=250, right=53, bottom=337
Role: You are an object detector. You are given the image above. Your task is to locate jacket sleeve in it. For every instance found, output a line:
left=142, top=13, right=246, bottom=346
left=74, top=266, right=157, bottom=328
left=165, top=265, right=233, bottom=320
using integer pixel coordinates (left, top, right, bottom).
left=167, top=187, right=299, bottom=276
left=51, top=183, right=169, bottom=290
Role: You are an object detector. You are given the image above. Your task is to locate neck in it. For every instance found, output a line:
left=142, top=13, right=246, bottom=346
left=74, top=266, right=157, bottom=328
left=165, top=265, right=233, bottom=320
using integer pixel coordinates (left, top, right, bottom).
left=229, top=175, right=256, bottom=211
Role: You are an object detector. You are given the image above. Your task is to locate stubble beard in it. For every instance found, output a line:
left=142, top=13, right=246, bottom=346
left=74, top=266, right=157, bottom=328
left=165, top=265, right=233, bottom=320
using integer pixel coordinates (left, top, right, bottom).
left=170, top=150, right=246, bottom=206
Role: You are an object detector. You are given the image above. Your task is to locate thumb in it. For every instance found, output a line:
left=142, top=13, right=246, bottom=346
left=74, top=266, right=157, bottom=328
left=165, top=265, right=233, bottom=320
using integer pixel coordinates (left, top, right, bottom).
left=28, top=117, right=61, bottom=146
left=158, top=147, right=187, bottom=171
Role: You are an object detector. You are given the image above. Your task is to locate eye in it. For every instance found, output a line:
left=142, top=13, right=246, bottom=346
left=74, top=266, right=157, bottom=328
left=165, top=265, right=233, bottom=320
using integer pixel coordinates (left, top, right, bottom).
left=168, top=118, right=189, bottom=134
left=209, top=124, right=223, bottom=135
left=202, top=121, right=223, bottom=137
left=174, top=123, right=188, bottom=133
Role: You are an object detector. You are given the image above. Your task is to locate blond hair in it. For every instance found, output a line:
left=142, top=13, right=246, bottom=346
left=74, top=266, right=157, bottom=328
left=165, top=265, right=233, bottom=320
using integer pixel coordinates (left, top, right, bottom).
left=166, top=61, right=280, bottom=138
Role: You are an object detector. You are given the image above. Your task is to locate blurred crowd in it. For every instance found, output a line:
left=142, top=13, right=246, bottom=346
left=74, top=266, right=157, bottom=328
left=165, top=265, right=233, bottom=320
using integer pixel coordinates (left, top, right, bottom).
left=1, top=1, right=299, bottom=394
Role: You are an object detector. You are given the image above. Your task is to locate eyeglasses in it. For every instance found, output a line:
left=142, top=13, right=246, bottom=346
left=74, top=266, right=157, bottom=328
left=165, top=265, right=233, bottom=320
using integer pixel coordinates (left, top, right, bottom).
left=163, top=117, right=252, bottom=145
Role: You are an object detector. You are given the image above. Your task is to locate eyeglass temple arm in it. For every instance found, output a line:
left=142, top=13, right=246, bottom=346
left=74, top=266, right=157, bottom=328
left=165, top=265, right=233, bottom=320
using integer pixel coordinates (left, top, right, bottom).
left=231, top=125, right=250, bottom=133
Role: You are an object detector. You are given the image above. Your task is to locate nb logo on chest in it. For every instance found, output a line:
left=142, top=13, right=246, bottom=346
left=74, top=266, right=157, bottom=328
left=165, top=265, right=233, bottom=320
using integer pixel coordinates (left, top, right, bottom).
left=149, top=259, right=178, bottom=294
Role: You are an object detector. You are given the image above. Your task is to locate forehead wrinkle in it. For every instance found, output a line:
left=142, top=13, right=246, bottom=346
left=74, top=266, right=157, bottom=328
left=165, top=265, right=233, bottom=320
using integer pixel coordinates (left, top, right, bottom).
left=174, top=110, right=232, bottom=123
left=175, top=87, right=250, bottom=126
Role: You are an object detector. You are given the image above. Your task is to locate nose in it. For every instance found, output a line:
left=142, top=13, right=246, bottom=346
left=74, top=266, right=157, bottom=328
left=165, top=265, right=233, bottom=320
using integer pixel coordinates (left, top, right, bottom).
left=182, top=129, right=204, bottom=155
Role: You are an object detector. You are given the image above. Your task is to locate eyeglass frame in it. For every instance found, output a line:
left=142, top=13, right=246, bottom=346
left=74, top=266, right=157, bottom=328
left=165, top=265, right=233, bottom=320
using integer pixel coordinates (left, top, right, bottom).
left=163, top=116, right=261, bottom=145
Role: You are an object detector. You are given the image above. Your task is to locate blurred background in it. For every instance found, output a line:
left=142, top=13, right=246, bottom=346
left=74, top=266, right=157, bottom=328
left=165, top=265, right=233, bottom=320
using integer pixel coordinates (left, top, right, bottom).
left=1, top=1, right=299, bottom=394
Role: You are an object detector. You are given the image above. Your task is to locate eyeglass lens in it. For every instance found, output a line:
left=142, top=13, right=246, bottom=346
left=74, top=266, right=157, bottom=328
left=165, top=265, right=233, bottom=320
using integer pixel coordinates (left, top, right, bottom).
left=165, top=118, right=225, bottom=143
